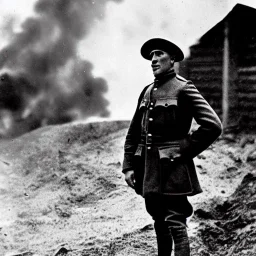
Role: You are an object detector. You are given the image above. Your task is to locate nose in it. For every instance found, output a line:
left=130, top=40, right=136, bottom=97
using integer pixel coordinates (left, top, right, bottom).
left=151, top=53, right=158, bottom=64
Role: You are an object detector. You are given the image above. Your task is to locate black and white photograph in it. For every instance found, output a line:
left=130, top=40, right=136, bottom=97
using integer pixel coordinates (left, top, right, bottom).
left=0, top=0, right=256, bottom=255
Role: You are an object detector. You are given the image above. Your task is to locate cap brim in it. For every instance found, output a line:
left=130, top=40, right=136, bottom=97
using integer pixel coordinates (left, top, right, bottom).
left=141, top=38, right=184, bottom=62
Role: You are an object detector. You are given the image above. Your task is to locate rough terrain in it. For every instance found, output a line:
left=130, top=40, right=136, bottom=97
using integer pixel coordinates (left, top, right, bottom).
left=0, top=121, right=256, bottom=256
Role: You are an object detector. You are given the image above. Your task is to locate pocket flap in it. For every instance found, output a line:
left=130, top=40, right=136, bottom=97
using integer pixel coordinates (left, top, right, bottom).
left=155, top=98, right=177, bottom=107
left=158, top=145, right=181, bottom=160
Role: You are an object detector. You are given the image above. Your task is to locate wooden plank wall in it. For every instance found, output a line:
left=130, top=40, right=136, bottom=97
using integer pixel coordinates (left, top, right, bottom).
left=236, top=42, right=256, bottom=129
left=184, top=41, right=256, bottom=130
left=186, top=44, right=223, bottom=117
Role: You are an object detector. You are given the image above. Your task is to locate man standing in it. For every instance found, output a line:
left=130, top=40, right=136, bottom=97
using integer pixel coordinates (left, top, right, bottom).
left=122, top=38, right=222, bottom=256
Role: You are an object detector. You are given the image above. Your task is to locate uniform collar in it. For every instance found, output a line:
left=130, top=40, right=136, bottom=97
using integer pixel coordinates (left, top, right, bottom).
left=154, top=69, right=176, bottom=85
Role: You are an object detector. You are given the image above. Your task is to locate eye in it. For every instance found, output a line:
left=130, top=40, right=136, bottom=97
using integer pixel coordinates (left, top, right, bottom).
left=150, top=50, right=164, bottom=59
left=156, top=51, right=164, bottom=57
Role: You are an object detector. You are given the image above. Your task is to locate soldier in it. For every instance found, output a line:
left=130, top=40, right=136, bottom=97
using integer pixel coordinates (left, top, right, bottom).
left=122, top=38, right=222, bottom=256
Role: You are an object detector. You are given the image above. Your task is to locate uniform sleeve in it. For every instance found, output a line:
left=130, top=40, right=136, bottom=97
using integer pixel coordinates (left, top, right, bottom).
left=179, top=82, right=223, bottom=159
left=122, top=88, right=147, bottom=173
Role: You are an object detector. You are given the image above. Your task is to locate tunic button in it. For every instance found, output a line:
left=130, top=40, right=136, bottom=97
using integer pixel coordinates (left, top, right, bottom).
left=148, top=133, right=152, bottom=136
left=149, top=107, right=153, bottom=110
left=153, top=88, right=157, bottom=91
left=149, top=118, right=153, bottom=121
left=170, top=158, right=174, bottom=162
left=150, top=102, right=153, bottom=105
left=147, top=147, right=151, bottom=150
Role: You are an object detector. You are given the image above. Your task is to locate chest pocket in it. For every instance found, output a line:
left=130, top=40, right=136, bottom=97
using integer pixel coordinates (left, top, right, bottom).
left=153, top=97, right=178, bottom=134
left=155, top=97, right=177, bottom=108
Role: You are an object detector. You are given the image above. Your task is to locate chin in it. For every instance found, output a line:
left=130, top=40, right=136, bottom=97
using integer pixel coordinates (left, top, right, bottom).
left=153, top=72, right=162, bottom=77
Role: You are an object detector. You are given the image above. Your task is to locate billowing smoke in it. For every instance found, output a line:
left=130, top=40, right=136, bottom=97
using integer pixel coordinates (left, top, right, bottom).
left=0, top=0, right=122, bottom=137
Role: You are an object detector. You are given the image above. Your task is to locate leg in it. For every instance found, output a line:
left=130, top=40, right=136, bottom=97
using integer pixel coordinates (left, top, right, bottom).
left=154, top=219, right=173, bottom=256
left=154, top=217, right=190, bottom=256
left=169, top=223, right=190, bottom=256
left=145, top=195, right=173, bottom=256
left=164, top=196, right=192, bottom=256
left=145, top=195, right=193, bottom=256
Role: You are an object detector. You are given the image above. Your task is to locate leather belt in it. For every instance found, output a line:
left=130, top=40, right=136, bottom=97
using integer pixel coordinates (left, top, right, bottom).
left=140, top=135, right=180, bottom=146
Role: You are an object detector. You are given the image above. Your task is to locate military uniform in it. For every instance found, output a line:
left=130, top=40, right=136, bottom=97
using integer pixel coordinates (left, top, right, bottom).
left=122, top=70, right=222, bottom=197
left=122, top=38, right=222, bottom=256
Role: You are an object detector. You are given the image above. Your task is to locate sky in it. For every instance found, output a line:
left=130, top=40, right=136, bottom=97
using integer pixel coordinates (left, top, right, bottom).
left=1, top=0, right=256, bottom=122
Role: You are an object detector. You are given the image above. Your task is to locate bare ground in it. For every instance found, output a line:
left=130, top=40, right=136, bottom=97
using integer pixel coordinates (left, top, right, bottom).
left=0, top=121, right=255, bottom=256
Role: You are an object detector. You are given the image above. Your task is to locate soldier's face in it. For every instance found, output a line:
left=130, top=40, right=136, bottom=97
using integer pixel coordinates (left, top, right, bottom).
left=150, top=50, right=174, bottom=77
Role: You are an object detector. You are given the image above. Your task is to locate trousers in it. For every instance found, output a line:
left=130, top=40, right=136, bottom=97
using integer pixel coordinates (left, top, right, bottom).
left=145, top=194, right=193, bottom=256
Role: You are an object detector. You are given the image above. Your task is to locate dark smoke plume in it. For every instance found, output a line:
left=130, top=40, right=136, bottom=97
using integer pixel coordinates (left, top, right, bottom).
left=0, top=0, right=122, bottom=137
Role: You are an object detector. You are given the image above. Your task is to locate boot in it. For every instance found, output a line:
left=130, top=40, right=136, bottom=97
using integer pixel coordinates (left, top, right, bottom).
left=156, top=233, right=173, bottom=256
left=155, top=221, right=173, bottom=256
left=170, top=225, right=190, bottom=256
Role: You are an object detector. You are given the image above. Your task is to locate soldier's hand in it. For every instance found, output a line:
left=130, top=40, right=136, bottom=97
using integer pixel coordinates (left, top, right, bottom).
left=125, top=170, right=135, bottom=189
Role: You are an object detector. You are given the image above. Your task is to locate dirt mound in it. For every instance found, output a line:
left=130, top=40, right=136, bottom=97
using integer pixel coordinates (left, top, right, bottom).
left=0, top=121, right=256, bottom=256
left=194, top=172, right=256, bottom=256
left=1, top=120, right=151, bottom=256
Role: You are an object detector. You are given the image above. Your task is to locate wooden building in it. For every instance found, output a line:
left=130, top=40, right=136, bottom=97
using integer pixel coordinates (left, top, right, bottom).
left=183, top=4, right=256, bottom=131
